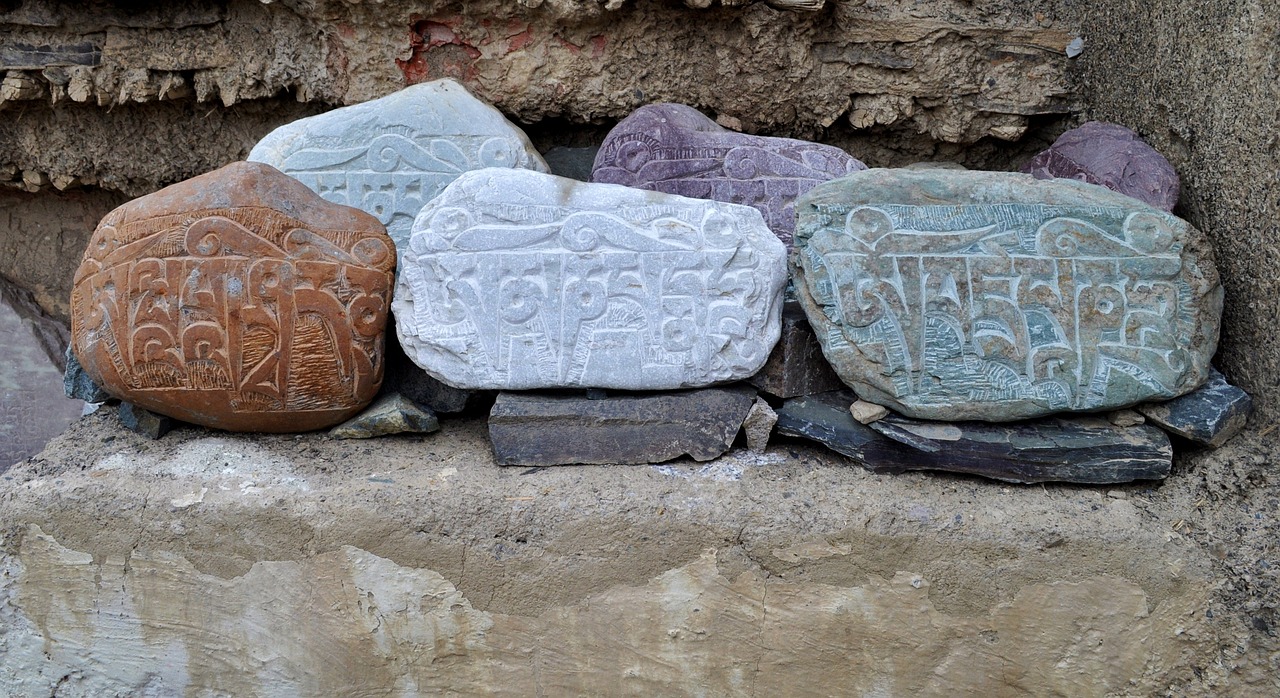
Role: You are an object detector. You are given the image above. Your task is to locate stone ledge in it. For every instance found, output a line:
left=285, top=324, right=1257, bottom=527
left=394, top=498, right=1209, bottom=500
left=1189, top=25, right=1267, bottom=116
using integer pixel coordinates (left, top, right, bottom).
left=0, top=408, right=1225, bottom=695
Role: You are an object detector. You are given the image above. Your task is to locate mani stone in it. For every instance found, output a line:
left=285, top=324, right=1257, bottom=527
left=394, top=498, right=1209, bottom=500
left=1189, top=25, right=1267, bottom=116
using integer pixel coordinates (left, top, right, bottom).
left=248, top=79, right=548, bottom=254
left=748, top=301, right=845, bottom=399
left=487, top=387, right=757, bottom=466
left=1020, top=121, right=1179, bottom=212
left=1137, top=369, right=1253, bottom=448
left=70, top=161, right=396, bottom=433
left=793, top=169, right=1223, bottom=422
left=591, top=103, right=866, bottom=246
left=395, top=168, right=789, bottom=391
left=775, top=390, right=1173, bottom=484
left=328, top=393, right=440, bottom=439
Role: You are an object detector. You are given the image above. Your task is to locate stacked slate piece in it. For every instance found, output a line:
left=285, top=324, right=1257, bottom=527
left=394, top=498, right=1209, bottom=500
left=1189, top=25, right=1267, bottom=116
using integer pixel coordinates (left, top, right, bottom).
left=61, top=83, right=1253, bottom=482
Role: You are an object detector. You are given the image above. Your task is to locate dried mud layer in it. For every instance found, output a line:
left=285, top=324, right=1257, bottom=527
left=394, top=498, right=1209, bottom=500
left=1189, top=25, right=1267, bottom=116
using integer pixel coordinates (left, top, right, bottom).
left=0, top=411, right=1276, bottom=694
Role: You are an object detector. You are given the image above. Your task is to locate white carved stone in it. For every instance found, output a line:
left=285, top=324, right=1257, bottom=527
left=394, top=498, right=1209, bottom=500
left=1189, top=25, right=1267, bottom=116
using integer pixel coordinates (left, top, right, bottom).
left=395, top=168, right=789, bottom=390
left=247, top=79, right=548, bottom=254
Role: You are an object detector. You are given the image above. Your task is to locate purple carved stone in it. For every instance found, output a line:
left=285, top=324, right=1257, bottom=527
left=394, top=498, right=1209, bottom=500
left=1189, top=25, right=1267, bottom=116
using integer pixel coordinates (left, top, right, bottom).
left=1020, top=121, right=1179, bottom=211
left=591, top=103, right=866, bottom=246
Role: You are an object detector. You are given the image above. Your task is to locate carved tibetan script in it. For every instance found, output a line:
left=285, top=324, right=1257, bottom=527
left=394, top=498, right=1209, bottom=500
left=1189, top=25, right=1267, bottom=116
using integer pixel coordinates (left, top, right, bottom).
left=396, top=170, right=789, bottom=391
left=795, top=196, right=1221, bottom=420
left=71, top=206, right=395, bottom=431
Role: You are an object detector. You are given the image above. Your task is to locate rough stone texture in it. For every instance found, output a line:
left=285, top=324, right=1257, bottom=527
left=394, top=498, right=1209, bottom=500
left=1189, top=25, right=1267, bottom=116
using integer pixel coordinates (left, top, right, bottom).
left=777, top=391, right=1173, bottom=484
left=248, top=79, right=548, bottom=254
left=2, top=411, right=1264, bottom=696
left=794, top=169, right=1223, bottom=421
left=1138, top=369, right=1253, bottom=448
left=1068, top=0, right=1280, bottom=423
left=742, top=397, right=778, bottom=453
left=488, top=387, right=756, bottom=465
left=850, top=399, right=889, bottom=425
left=747, top=300, right=845, bottom=399
left=1021, top=121, right=1180, bottom=211
left=396, top=168, right=788, bottom=391
left=70, top=162, right=396, bottom=432
left=591, top=103, right=866, bottom=245
left=329, top=393, right=440, bottom=440
left=116, top=402, right=174, bottom=440
left=62, top=347, right=110, bottom=405
left=0, top=281, right=82, bottom=468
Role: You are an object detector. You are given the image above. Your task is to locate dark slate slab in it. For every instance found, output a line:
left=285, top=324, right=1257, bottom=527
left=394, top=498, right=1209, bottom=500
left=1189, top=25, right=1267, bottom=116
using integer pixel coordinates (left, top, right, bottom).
left=775, top=391, right=1172, bottom=484
left=118, top=403, right=174, bottom=440
left=64, top=346, right=113, bottom=404
left=543, top=146, right=601, bottom=182
left=1020, top=121, right=1179, bottom=211
left=748, top=301, right=845, bottom=399
left=592, top=103, right=865, bottom=245
left=1137, top=369, right=1253, bottom=448
left=488, top=386, right=757, bottom=466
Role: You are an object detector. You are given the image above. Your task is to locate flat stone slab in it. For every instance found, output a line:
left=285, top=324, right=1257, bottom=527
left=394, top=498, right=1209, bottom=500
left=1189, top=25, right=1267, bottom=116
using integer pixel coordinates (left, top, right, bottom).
left=1137, top=368, right=1253, bottom=448
left=395, top=168, right=789, bottom=391
left=70, top=162, right=396, bottom=432
left=776, top=390, right=1173, bottom=484
left=488, top=387, right=756, bottom=465
left=793, top=169, right=1223, bottom=421
left=748, top=300, right=845, bottom=399
left=592, top=103, right=865, bottom=246
left=248, top=79, right=548, bottom=254
left=1021, top=121, right=1179, bottom=211
left=329, top=393, right=440, bottom=439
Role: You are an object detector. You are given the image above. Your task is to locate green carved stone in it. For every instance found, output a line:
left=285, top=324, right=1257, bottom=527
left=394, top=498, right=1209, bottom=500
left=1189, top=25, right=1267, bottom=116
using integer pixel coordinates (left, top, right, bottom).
left=793, top=169, right=1223, bottom=421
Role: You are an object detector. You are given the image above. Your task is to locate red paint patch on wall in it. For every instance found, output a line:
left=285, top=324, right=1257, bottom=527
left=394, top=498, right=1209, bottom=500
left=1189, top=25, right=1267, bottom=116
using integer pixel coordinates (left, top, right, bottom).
left=589, top=35, right=607, bottom=59
left=398, top=20, right=483, bottom=85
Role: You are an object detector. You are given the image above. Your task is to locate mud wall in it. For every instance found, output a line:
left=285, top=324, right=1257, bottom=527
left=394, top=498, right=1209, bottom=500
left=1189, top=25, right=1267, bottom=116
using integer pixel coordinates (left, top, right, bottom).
left=1069, top=0, right=1279, bottom=422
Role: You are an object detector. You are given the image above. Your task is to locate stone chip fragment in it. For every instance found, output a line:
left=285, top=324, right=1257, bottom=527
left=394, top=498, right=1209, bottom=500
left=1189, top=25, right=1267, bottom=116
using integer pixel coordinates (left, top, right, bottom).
left=395, top=168, right=789, bottom=391
left=793, top=169, right=1222, bottom=421
left=1137, top=369, right=1253, bottom=448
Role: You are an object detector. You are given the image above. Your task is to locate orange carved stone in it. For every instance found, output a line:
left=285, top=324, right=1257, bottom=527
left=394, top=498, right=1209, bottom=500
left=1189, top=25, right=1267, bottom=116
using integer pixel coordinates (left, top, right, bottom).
left=70, top=162, right=396, bottom=432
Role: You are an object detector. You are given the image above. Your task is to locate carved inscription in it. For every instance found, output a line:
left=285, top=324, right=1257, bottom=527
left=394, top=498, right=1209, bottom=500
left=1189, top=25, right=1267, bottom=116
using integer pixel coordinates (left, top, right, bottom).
left=794, top=172, right=1222, bottom=421
left=71, top=171, right=396, bottom=432
left=249, top=80, right=549, bottom=251
left=395, top=169, right=789, bottom=390
left=592, top=104, right=865, bottom=246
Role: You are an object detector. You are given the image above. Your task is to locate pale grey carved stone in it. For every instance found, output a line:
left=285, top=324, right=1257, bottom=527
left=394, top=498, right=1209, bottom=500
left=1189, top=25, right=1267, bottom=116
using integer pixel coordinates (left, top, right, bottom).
left=248, top=79, right=548, bottom=254
left=794, top=169, right=1223, bottom=421
left=395, top=168, right=789, bottom=390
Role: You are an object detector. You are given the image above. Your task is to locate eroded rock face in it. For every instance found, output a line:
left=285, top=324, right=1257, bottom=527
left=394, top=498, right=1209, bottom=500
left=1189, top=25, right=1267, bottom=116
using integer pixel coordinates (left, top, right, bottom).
left=395, top=168, right=788, bottom=391
left=248, top=80, right=548, bottom=254
left=793, top=169, right=1223, bottom=421
left=70, top=162, right=395, bottom=432
left=1021, top=121, right=1179, bottom=211
left=592, top=103, right=865, bottom=245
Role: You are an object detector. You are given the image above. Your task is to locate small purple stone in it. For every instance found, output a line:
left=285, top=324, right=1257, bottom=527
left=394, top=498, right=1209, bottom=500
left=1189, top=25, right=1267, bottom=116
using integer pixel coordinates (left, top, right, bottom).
left=1020, top=121, right=1179, bottom=211
left=592, top=103, right=866, bottom=246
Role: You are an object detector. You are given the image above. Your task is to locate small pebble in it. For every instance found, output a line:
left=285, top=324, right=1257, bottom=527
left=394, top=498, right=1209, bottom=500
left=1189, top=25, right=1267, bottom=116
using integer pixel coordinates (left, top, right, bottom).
left=849, top=400, right=889, bottom=424
left=1108, top=409, right=1146, bottom=427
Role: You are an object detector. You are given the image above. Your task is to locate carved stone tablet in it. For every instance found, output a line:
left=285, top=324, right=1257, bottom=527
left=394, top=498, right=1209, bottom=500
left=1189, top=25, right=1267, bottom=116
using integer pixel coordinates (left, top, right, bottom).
left=591, top=103, right=865, bottom=246
left=248, top=79, right=548, bottom=254
left=70, top=162, right=396, bottom=432
left=395, top=168, right=789, bottom=390
left=1020, top=121, right=1179, bottom=212
left=794, top=169, right=1223, bottom=421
